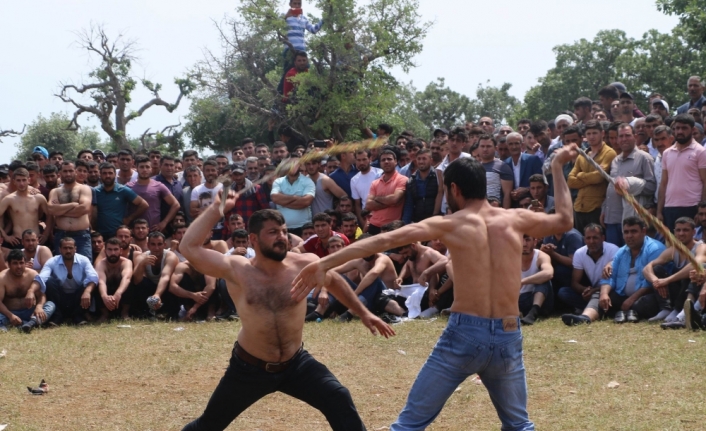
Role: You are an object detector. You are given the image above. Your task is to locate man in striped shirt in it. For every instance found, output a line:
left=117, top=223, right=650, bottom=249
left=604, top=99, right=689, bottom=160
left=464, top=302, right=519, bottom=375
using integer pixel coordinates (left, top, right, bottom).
left=278, top=0, right=323, bottom=94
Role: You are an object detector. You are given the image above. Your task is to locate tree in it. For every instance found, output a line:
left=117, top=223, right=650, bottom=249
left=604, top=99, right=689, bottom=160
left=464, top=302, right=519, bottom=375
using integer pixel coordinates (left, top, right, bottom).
left=413, top=78, right=470, bottom=134
left=466, top=81, right=523, bottom=127
left=189, top=0, right=431, bottom=147
left=56, top=25, right=196, bottom=149
left=13, top=113, right=101, bottom=161
left=0, top=125, right=25, bottom=142
left=657, top=0, right=706, bottom=43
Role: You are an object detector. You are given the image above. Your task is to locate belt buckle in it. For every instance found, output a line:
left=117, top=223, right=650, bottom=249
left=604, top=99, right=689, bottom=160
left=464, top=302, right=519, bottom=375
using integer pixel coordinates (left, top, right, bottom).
left=265, top=362, right=279, bottom=373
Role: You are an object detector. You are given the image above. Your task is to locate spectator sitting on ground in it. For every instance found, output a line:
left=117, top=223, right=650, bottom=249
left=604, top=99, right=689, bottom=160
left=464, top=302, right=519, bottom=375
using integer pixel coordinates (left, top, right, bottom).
left=0, top=249, right=55, bottom=333
left=541, top=216, right=584, bottom=295
left=21, top=229, right=52, bottom=272
left=340, top=212, right=361, bottom=243
left=642, top=217, right=706, bottom=327
left=94, top=238, right=133, bottom=322
left=395, top=240, right=449, bottom=319
left=91, top=232, right=104, bottom=264
left=562, top=217, right=666, bottom=325
left=131, top=219, right=149, bottom=252
left=519, top=235, right=554, bottom=325
left=294, top=213, right=350, bottom=257
left=558, top=224, right=619, bottom=320
left=131, top=232, right=179, bottom=319
left=95, top=225, right=142, bottom=266
left=169, top=261, right=218, bottom=322
left=38, top=237, right=98, bottom=325
left=226, top=229, right=256, bottom=258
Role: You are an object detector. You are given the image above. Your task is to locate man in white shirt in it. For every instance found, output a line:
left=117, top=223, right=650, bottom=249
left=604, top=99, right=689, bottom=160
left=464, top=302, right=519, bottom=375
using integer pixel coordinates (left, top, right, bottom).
left=350, top=149, right=382, bottom=227
left=190, top=160, right=225, bottom=238
left=436, top=127, right=472, bottom=214
left=560, top=224, right=619, bottom=324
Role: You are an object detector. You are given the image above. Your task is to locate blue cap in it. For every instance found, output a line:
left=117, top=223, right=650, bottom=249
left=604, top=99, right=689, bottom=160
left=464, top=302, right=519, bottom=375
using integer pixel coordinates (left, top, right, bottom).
left=32, top=146, right=49, bottom=158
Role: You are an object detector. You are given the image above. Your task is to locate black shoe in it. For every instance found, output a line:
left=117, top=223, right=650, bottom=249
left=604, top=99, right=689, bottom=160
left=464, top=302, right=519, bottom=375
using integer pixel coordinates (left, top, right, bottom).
left=562, top=314, right=591, bottom=326
left=337, top=311, right=353, bottom=322
left=626, top=310, right=639, bottom=323
left=21, top=319, right=38, bottom=333
left=381, top=313, right=402, bottom=324
left=521, top=306, right=540, bottom=326
left=614, top=311, right=626, bottom=324
left=660, top=320, right=685, bottom=330
left=684, top=299, right=703, bottom=331
left=305, top=311, right=323, bottom=322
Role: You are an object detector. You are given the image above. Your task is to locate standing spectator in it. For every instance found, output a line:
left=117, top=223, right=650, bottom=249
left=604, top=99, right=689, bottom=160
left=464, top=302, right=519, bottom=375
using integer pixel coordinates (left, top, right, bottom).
left=365, top=149, right=407, bottom=235
left=651, top=98, right=670, bottom=119
left=642, top=114, right=663, bottom=158
left=241, top=138, right=256, bottom=158
left=568, top=120, right=617, bottom=232
left=47, top=162, right=93, bottom=259
left=94, top=163, right=148, bottom=241
left=38, top=237, right=99, bottom=325
left=350, top=149, right=382, bottom=227
left=154, top=155, right=184, bottom=219
left=294, top=213, right=350, bottom=257
left=652, top=125, right=675, bottom=196
left=41, top=164, right=59, bottom=200
left=86, top=161, right=100, bottom=187
left=148, top=150, right=162, bottom=177
left=398, top=140, right=424, bottom=178
left=676, top=76, right=706, bottom=114
left=573, top=97, right=594, bottom=124
left=49, top=151, right=64, bottom=167
left=476, top=135, right=513, bottom=209
left=598, top=85, right=620, bottom=120
left=128, top=156, right=181, bottom=232
left=402, top=149, right=439, bottom=224
left=436, top=127, right=472, bottom=214
left=0, top=169, right=52, bottom=251
left=271, top=141, right=290, bottom=166
left=602, top=124, right=656, bottom=247
left=329, top=150, right=358, bottom=197
left=270, top=157, right=316, bottom=237
left=224, top=163, right=269, bottom=230
left=177, top=150, right=204, bottom=186
left=116, top=149, right=138, bottom=185
left=528, top=174, right=554, bottom=213
left=429, top=138, right=447, bottom=168
left=215, top=154, right=229, bottom=172
left=504, top=132, right=542, bottom=205
left=189, top=160, right=223, bottom=221
left=181, top=166, right=201, bottom=225
left=325, top=157, right=340, bottom=175
left=658, top=114, right=706, bottom=231
left=245, top=157, right=260, bottom=181
left=304, top=157, right=347, bottom=217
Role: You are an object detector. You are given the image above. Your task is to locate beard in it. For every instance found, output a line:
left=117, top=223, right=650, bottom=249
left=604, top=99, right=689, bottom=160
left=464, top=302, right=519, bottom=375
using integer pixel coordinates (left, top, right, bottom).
left=447, top=192, right=460, bottom=213
left=675, top=134, right=692, bottom=145
left=260, top=241, right=288, bottom=262
left=107, top=255, right=120, bottom=264
left=62, top=176, right=75, bottom=184
left=102, top=177, right=115, bottom=187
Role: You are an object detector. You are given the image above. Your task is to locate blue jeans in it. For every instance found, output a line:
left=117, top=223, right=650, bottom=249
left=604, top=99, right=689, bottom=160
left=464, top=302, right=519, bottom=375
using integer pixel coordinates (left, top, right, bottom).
left=391, top=313, right=534, bottom=431
left=557, top=287, right=589, bottom=311
left=0, top=302, right=56, bottom=327
left=54, top=228, right=92, bottom=260
left=605, top=224, right=624, bottom=248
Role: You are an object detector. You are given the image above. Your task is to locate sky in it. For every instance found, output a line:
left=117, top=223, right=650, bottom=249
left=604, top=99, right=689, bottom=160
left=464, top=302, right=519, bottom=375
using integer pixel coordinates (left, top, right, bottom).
left=0, top=0, right=679, bottom=164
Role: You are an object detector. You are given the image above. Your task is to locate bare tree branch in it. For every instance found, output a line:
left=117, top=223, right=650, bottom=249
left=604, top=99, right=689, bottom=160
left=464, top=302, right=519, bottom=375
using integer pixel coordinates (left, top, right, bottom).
left=0, top=125, right=26, bottom=142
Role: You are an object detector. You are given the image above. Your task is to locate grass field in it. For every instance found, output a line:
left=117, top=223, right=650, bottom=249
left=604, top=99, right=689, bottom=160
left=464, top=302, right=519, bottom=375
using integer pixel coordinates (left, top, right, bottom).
left=0, top=317, right=704, bottom=431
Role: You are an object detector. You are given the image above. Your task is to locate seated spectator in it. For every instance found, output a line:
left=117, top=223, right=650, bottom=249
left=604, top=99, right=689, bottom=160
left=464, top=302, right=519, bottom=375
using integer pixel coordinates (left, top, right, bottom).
left=94, top=163, right=148, bottom=241
left=169, top=261, right=218, bottom=321
left=558, top=224, right=619, bottom=318
left=38, top=237, right=99, bottom=325
left=336, top=195, right=354, bottom=214
left=642, top=217, right=705, bottom=327
left=402, top=149, right=440, bottom=224
left=294, top=213, right=350, bottom=257
left=95, top=225, right=142, bottom=265
left=365, top=149, right=407, bottom=234
left=21, top=229, right=52, bottom=272
left=270, top=156, right=315, bottom=237
left=562, top=217, right=666, bottom=325
left=395, top=240, right=449, bottom=318
left=0, top=250, right=55, bottom=333
left=91, top=231, right=105, bottom=264
left=226, top=229, right=256, bottom=258
left=519, top=235, right=554, bottom=325
left=131, top=219, right=149, bottom=251
left=168, top=223, right=188, bottom=262
left=300, top=222, right=315, bottom=242
left=541, top=223, right=584, bottom=294
left=695, top=202, right=706, bottom=240
left=94, top=238, right=133, bottom=322
left=340, top=212, right=361, bottom=243
left=131, top=232, right=179, bottom=318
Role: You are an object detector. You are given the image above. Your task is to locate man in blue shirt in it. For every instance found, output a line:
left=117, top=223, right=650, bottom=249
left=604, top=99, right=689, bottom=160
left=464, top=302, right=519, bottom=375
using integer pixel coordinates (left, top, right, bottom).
left=329, top=151, right=358, bottom=197
left=402, top=149, right=439, bottom=224
left=94, top=163, right=148, bottom=240
left=37, top=237, right=99, bottom=325
left=562, top=217, right=665, bottom=325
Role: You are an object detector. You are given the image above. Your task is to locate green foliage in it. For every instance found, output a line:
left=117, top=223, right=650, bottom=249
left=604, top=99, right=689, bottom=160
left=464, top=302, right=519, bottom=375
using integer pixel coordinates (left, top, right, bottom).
left=413, top=78, right=470, bottom=133
left=13, top=113, right=102, bottom=161
left=657, top=0, right=706, bottom=43
left=466, top=82, right=523, bottom=127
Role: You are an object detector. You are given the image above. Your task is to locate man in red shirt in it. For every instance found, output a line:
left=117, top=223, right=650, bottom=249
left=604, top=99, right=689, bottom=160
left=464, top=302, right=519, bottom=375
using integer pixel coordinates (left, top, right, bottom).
left=365, top=149, right=407, bottom=235
left=282, top=51, right=309, bottom=103
left=294, top=213, right=350, bottom=257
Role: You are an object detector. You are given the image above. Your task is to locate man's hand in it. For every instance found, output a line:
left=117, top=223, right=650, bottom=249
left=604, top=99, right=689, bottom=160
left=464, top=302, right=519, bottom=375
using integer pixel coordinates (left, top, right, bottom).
left=8, top=314, right=22, bottom=327
left=581, top=287, right=595, bottom=302
left=291, top=261, right=327, bottom=302
left=234, top=247, right=248, bottom=256
left=551, top=143, right=579, bottom=166
left=149, top=295, right=163, bottom=310
left=690, top=269, right=706, bottom=285
left=614, top=176, right=628, bottom=197
left=102, top=294, right=116, bottom=311
left=418, top=270, right=429, bottom=287
left=145, top=255, right=158, bottom=266
left=429, top=288, right=439, bottom=306
left=81, top=290, right=91, bottom=309
left=602, top=262, right=613, bottom=279
left=317, top=289, right=329, bottom=308
left=24, top=293, right=36, bottom=309
left=530, top=200, right=545, bottom=213
left=33, top=306, right=47, bottom=324
left=3, top=235, right=20, bottom=247
left=599, top=293, right=611, bottom=311
left=540, top=243, right=556, bottom=255
left=192, top=291, right=209, bottom=305
left=395, top=277, right=403, bottom=288
left=151, top=221, right=167, bottom=233
left=652, top=278, right=669, bottom=298
left=359, top=312, right=396, bottom=338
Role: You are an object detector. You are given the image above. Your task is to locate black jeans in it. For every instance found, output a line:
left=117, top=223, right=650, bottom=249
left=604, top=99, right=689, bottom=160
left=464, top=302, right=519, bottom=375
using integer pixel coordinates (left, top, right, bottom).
left=182, top=346, right=366, bottom=431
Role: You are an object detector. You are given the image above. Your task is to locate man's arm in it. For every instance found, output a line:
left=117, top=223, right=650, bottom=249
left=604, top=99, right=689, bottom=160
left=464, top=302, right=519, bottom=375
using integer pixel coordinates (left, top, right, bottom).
left=270, top=193, right=298, bottom=207
left=46, top=189, right=78, bottom=216
left=402, top=185, right=414, bottom=224
left=126, top=196, right=149, bottom=225
left=365, top=194, right=384, bottom=211
left=131, top=253, right=150, bottom=284
left=570, top=268, right=589, bottom=294
left=501, top=179, right=513, bottom=209
left=285, top=195, right=315, bottom=209
left=114, top=260, right=133, bottom=302
left=354, top=198, right=365, bottom=227
left=520, top=251, right=554, bottom=285
left=154, top=253, right=179, bottom=298
left=322, top=176, right=347, bottom=199
left=376, top=189, right=406, bottom=207
left=699, top=168, right=706, bottom=201
left=0, top=283, right=21, bottom=325
left=62, top=186, right=93, bottom=217
left=156, top=192, right=181, bottom=231
left=657, top=169, right=668, bottom=221
left=642, top=247, right=674, bottom=284
left=37, top=196, right=54, bottom=243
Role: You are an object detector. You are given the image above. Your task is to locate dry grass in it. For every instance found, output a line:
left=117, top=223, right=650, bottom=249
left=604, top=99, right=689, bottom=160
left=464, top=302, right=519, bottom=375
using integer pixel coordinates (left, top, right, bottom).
left=0, top=317, right=704, bottom=431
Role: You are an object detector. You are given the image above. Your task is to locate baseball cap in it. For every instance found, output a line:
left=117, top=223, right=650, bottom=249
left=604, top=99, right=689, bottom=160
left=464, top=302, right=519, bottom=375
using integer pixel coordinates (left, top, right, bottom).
left=433, top=128, right=449, bottom=137
left=652, top=98, right=670, bottom=111
left=32, top=146, right=49, bottom=158
left=619, top=92, right=634, bottom=100
left=611, top=82, right=627, bottom=93
left=231, top=163, right=245, bottom=174
left=93, top=149, right=106, bottom=158
left=0, top=164, right=8, bottom=175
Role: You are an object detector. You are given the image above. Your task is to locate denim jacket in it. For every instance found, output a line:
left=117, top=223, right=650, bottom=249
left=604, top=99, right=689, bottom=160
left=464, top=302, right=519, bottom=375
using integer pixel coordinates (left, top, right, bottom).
left=600, top=236, right=665, bottom=296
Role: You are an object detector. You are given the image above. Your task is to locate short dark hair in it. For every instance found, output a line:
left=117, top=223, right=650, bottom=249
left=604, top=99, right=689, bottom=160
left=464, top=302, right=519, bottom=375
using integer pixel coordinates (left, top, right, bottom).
left=133, top=218, right=148, bottom=226
left=448, top=127, right=468, bottom=142
left=675, top=217, right=696, bottom=228
left=294, top=50, right=308, bottom=60
left=653, top=125, right=672, bottom=136
left=42, top=164, right=58, bottom=175
left=517, top=119, right=531, bottom=126
left=312, top=213, right=333, bottom=224
left=59, top=237, right=76, bottom=246
left=699, top=201, right=706, bottom=209
left=622, top=216, right=646, bottom=229
left=583, top=120, right=602, bottom=132
left=381, top=220, right=405, bottom=232
left=342, top=212, right=357, bottom=223
left=273, top=141, right=288, bottom=150
left=90, top=231, right=103, bottom=239
left=529, top=120, right=548, bottom=136
left=182, top=150, right=198, bottom=159
left=99, top=162, right=116, bottom=172
left=22, top=229, right=37, bottom=238
left=584, top=223, right=604, bottom=235
left=378, top=123, right=393, bottom=135
left=160, top=154, right=176, bottom=165
left=148, top=149, right=161, bottom=157
left=563, top=125, right=582, bottom=137
left=74, top=159, right=89, bottom=170
left=48, top=150, right=64, bottom=159
left=478, top=134, right=497, bottom=146
left=117, top=149, right=134, bottom=158
left=644, top=114, right=663, bottom=124
left=444, top=158, right=486, bottom=200
left=598, top=85, right=620, bottom=100
left=673, top=113, right=696, bottom=128
left=248, top=209, right=285, bottom=235
left=302, top=222, right=315, bottom=231
left=202, top=160, right=218, bottom=170
left=380, top=149, right=398, bottom=160
left=134, top=156, right=151, bottom=167
left=77, top=149, right=93, bottom=159
left=6, top=249, right=24, bottom=263
left=528, top=174, right=545, bottom=185
left=573, top=97, right=593, bottom=109
left=25, top=162, right=39, bottom=173
left=148, top=231, right=166, bottom=241
left=105, top=237, right=121, bottom=247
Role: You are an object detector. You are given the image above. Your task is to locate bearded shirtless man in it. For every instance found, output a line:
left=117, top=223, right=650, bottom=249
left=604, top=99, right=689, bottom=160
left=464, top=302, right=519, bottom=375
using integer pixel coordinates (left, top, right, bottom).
left=95, top=238, right=133, bottom=322
left=0, top=168, right=53, bottom=251
left=47, top=162, right=93, bottom=259
left=0, top=249, right=55, bottom=333
left=293, top=144, right=578, bottom=431
left=179, top=201, right=394, bottom=431
left=94, top=225, right=142, bottom=265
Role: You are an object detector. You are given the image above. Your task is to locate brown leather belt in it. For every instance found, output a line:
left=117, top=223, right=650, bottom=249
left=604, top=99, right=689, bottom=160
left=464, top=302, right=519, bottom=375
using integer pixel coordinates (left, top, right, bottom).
left=234, top=342, right=303, bottom=373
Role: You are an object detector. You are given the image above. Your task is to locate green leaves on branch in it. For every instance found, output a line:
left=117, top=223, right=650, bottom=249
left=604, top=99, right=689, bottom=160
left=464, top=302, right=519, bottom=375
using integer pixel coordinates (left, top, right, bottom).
left=657, top=0, right=706, bottom=43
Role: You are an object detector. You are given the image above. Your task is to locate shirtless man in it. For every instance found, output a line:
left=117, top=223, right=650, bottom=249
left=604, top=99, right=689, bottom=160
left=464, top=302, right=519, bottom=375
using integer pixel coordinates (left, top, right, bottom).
left=94, top=225, right=142, bottom=265
left=179, top=203, right=394, bottom=430
left=95, top=238, right=133, bottom=322
left=0, top=169, right=52, bottom=251
left=395, top=241, right=447, bottom=289
left=21, top=229, right=52, bottom=272
left=132, top=232, right=179, bottom=318
left=131, top=219, right=149, bottom=251
left=47, top=161, right=93, bottom=259
left=0, top=249, right=55, bottom=333
left=169, top=261, right=218, bottom=321
left=293, top=144, right=578, bottom=430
